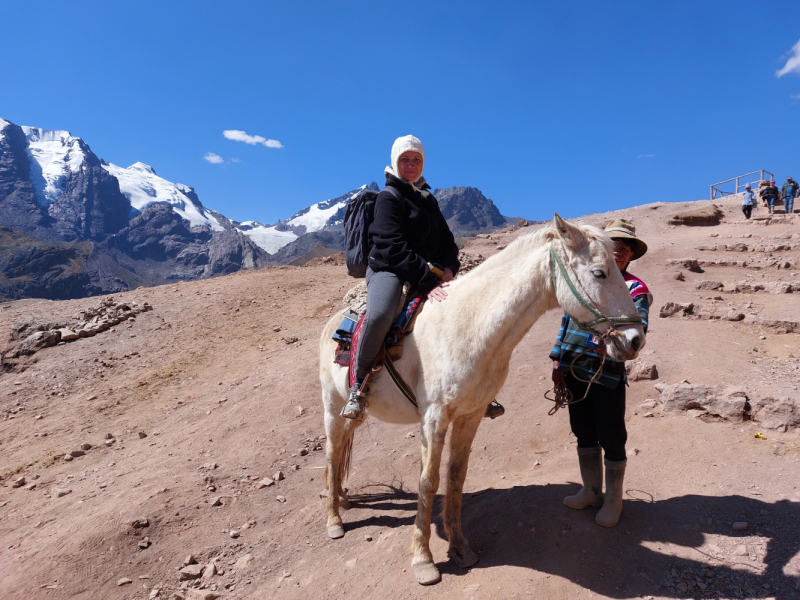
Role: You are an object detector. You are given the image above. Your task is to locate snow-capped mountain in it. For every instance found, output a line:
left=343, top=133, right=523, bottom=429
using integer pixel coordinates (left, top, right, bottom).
left=19, top=125, right=88, bottom=206
left=234, top=184, right=375, bottom=254
left=0, top=117, right=269, bottom=300
left=102, top=161, right=223, bottom=231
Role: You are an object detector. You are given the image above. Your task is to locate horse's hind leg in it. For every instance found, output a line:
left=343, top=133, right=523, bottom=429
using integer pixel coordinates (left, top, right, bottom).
left=443, top=412, right=482, bottom=569
left=323, top=389, right=362, bottom=539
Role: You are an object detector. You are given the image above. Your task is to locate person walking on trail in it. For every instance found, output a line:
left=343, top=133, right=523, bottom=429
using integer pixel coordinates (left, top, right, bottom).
left=340, top=135, right=506, bottom=422
left=549, top=218, right=652, bottom=528
left=781, top=177, right=798, bottom=214
left=761, top=180, right=780, bottom=214
left=742, top=185, right=755, bottom=220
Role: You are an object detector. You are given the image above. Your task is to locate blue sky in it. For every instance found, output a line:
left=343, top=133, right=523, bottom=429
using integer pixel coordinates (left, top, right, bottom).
left=3, top=1, right=800, bottom=224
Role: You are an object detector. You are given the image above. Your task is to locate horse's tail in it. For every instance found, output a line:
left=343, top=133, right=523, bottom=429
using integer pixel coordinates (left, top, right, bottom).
left=339, top=422, right=356, bottom=483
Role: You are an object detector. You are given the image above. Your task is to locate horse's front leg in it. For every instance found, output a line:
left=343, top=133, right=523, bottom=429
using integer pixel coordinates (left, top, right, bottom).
left=411, top=410, right=449, bottom=585
left=444, top=412, right=482, bottom=568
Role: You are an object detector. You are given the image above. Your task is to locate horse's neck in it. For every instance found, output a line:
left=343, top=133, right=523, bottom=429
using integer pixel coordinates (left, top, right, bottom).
left=438, top=243, right=557, bottom=364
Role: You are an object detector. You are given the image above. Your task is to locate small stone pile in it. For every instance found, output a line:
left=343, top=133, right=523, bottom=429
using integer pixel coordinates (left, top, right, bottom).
left=1, top=297, right=153, bottom=369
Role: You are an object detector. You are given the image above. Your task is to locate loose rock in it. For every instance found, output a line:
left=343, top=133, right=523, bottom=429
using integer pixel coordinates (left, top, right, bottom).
left=273, top=470, right=285, bottom=481
left=178, top=564, right=203, bottom=580
left=117, top=577, right=133, bottom=586
left=732, top=521, right=748, bottom=531
left=55, top=488, right=72, bottom=497
left=12, top=476, right=26, bottom=488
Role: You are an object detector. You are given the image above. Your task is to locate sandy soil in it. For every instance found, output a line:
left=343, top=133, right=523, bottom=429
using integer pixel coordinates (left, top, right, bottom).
left=0, top=199, right=799, bottom=600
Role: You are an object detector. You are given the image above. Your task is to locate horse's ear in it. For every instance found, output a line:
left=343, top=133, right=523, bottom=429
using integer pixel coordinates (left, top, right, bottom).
left=553, top=213, right=587, bottom=253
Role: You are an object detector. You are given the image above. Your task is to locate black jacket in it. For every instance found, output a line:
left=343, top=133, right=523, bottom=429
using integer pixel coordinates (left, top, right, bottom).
left=368, top=173, right=460, bottom=294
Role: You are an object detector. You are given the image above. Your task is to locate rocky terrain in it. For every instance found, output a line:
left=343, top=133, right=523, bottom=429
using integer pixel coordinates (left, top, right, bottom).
left=0, top=198, right=798, bottom=600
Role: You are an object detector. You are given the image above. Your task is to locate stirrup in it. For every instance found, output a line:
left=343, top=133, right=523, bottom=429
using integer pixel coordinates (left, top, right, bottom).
left=484, top=399, right=505, bottom=419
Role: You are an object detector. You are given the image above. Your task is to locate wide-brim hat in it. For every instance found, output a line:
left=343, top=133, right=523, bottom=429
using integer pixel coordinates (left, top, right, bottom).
left=604, top=218, right=647, bottom=260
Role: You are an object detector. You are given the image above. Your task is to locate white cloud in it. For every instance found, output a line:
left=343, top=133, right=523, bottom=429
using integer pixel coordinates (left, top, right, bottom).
left=776, top=39, right=800, bottom=77
left=223, top=129, right=283, bottom=148
left=637, top=154, right=654, bottom=159
left=230, top=157, right=241, bottom=163
left=203, top=152, right=224, bottom=164
left=791, top=93, right=800, bottom=101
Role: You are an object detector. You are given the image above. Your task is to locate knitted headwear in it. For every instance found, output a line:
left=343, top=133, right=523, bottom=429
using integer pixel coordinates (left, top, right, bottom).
left=604, top=218, right=647, bottom=260
left=390, top=135, right=425, bottom=182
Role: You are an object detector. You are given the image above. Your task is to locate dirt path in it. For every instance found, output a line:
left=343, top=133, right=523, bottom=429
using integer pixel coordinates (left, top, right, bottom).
left=0, top=199, right=798, bottom=600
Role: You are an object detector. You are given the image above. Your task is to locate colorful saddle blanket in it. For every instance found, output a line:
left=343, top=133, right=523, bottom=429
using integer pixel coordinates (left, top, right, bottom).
left=332, top=295, right=425, bottom=387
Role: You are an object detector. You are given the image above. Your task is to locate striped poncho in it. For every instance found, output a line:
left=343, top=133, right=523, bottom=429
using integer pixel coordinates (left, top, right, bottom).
left=549, top=272, right=652, bottom=389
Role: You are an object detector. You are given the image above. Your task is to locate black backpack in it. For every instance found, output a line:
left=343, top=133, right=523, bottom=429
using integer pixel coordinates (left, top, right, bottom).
left=344, top=186, right=401, bottom=278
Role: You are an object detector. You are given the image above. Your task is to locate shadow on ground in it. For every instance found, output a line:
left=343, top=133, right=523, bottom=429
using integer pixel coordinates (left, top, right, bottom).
left=342, top=481, right=800, bottom=598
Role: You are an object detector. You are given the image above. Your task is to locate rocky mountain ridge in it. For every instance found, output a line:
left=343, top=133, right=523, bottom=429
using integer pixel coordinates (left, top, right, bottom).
left=0, top=117, right=512, bottom=300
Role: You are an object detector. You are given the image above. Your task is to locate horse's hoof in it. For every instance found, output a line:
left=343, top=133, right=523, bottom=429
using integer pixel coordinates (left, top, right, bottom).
left=413, top=562, right=441, bottom=585
left=339, top=496, right=351, bottom=510
left=449, top=547, right=479, bottom=569
left=327, top=525, right=345, bottom=539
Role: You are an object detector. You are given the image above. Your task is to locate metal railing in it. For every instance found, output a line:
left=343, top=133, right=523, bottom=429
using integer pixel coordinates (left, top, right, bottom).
left=710, top=170, right=774, bottom=200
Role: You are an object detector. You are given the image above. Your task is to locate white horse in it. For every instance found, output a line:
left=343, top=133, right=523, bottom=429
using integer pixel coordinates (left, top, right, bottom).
left=318, top=215, right=644, bottom=585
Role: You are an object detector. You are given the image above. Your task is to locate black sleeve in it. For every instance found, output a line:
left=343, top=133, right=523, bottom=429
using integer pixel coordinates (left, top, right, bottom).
left=432, top=201, right=461, bottom=275
left=369, top=191, right=439, bottom=293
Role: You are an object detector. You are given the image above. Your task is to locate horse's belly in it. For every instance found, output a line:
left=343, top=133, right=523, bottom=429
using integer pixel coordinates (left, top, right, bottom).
left=365, top=376, right=422, bottom=425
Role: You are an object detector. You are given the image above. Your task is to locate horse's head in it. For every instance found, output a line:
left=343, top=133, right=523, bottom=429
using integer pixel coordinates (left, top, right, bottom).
left=551, top=214, right=645, bottom=361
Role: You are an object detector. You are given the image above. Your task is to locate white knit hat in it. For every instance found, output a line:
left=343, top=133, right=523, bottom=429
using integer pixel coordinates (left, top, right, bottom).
left=390, top=135, right=425, bottom=181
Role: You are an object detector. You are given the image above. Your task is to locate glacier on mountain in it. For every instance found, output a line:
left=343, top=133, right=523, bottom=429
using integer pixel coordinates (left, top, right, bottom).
left=236, top=222, right=298, bottom=254
left=21, top=126, right=87, bottom=206
left=284, top=185, right=365, bottom=231
left=235, top=185, right=367, bottom=254
left=102, top=162, right=224, bottom=231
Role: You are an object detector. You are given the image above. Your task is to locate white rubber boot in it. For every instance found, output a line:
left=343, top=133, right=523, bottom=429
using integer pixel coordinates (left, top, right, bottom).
left=596, top=458, right=626, bottom=527
left=563, top=446, right=604, bottom=509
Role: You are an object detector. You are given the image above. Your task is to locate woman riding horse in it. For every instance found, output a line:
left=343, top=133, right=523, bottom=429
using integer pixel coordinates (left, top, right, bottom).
left=341, top=134, right=504, bottom=420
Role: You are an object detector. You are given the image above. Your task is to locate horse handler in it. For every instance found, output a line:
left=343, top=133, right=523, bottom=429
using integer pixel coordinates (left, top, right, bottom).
left=549, top=218, right=652, bottom=527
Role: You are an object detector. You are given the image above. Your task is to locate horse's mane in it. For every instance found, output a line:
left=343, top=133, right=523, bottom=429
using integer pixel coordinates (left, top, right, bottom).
left=457, top=221, right=614, bottom=282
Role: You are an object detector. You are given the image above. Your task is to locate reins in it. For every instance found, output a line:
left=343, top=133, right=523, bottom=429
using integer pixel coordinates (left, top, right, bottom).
left=544, top=243, right=643, bottom=415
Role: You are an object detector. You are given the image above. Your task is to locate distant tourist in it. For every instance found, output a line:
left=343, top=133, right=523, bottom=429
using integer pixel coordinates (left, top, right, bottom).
left=760, top=180, right=780, bottom=214
left=741, top=185, right=755, bottom=220
left=781, top=177, right=798, bottom=214
left=550, top=218, right=652, bottom=528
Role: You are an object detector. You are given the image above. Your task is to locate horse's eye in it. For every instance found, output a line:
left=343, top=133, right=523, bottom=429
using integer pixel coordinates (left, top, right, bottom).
left=592, top=269, right=606, bottom=279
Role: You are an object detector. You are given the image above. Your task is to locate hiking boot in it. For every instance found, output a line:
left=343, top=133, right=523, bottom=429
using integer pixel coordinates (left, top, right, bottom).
left=341, top=382, right=366, bottom=420
left=484, top=399, right=505, bottom=419
left=563, top=446, right=604, bottom=509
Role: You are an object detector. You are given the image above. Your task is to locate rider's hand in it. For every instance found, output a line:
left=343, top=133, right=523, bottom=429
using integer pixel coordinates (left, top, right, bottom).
left=441, top=267, right=454, bottom=283
left=428, top=282, right=449, bottom=302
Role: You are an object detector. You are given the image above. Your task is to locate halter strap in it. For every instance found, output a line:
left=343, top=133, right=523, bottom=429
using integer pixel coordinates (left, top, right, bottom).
left=549, top=243, right=643, bottom=337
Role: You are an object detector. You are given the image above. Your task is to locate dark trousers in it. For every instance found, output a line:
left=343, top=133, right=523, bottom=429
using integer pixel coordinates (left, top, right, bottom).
left=355, top=268, right=403, bottom=380
left=566, top=372, right=627, bottom=461
left=742, top=205, right=752, bottom=219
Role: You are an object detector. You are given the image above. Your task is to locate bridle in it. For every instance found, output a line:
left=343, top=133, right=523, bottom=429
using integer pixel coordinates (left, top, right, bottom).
left=545, top=242, right=643, bottom=415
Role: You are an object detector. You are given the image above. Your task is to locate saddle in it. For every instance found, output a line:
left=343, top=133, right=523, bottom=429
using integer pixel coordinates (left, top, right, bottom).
left=332, top=294, right=425, bottom=394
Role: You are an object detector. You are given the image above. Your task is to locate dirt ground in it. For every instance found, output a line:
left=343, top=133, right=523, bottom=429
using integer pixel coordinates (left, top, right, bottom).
left=0, top=199, right=799, bottom=600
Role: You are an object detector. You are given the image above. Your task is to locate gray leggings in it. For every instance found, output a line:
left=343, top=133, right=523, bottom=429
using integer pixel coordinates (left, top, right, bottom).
left=355, top=268, right=404, bottom=380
